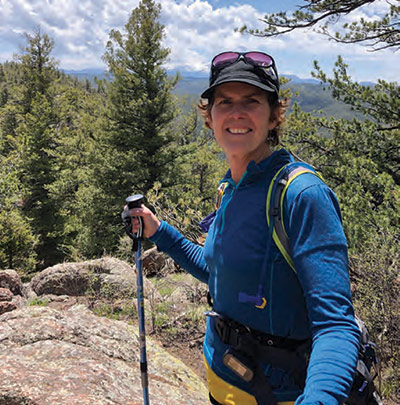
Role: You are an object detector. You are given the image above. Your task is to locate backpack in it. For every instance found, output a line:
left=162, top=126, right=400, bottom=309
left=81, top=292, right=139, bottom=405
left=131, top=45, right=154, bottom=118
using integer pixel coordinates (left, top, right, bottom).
left=267, top=162, right=382, bottom=405
left=213, top=161, right=382, bottom=405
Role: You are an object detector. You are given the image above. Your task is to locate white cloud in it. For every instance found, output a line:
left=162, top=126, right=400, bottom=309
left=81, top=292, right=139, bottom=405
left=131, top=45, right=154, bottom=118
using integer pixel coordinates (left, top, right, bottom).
left=0, top=0, right=137, bottom=68
left=0, top=0, right=398, bottom=82
left=347, top=0, right=391, bottom=21
left=160, top=0, right=282, bottom=73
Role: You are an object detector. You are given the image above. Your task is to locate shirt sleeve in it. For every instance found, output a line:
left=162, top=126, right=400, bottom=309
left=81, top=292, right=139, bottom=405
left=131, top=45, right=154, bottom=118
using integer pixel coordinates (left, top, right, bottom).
left=149, top=220, right=209, bottom=284
left=287, top=181, right=360, bottom=405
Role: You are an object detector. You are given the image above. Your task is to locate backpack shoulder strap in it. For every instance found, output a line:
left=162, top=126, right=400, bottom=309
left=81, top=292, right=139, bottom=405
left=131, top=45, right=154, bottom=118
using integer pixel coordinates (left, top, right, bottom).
left=266, top=162, right=323, bottom=272
left=215, top=181, right=229, bottom=210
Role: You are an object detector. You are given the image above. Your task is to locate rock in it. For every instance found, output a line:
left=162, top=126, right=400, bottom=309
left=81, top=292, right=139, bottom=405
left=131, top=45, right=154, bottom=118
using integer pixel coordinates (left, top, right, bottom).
left=0, top=287, right=13, bottom=301
left=22, top=283, right=38, bottom=301
left=29, top=262, right=90, bottom=296
left=142, top=247, right=175, bottom=277
left=0, top=305, right=208, bottom=404
left=0, top=269, right=23, bottom=296
left=0, top=285, right=25, bottom=315
left=30, top=257, right=160, bottom=301
left=0, top=300, right=17, bottom=315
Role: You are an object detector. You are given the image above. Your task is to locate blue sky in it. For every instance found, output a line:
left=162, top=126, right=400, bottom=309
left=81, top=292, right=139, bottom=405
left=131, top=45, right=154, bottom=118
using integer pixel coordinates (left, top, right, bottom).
left=0, top=0, right=398, bottom=82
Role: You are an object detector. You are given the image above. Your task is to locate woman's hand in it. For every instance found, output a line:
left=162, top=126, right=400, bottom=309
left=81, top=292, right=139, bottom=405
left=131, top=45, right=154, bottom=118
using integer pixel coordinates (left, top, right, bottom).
left=128, top=204, right=161, bottom=239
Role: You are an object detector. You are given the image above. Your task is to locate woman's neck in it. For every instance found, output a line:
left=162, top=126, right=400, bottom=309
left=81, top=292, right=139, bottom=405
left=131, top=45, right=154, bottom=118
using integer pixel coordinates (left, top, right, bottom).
left=228, top=146, right=273, bottom=184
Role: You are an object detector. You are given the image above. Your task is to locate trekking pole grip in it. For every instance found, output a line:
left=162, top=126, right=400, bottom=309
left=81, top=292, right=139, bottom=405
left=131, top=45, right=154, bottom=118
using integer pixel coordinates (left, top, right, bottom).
left=124, top=194, right=144, bottom=251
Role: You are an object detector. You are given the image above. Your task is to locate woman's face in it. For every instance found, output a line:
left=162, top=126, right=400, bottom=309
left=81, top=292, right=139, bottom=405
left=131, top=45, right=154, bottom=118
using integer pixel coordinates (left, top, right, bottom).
left=208, top=82, right=277, bottom=164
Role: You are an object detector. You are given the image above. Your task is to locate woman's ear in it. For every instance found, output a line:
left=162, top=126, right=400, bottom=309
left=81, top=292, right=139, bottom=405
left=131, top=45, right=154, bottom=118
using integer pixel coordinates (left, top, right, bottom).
left=268, top=107, right=279, bottom=130
left=206, top=112, right=213, bottom=130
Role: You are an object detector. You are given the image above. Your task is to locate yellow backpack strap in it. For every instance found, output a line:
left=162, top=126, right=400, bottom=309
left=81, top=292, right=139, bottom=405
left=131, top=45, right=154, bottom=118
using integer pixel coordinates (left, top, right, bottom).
left=266, top=163, right=323, bottom=273
left=215, top=181, right=229, bottom=210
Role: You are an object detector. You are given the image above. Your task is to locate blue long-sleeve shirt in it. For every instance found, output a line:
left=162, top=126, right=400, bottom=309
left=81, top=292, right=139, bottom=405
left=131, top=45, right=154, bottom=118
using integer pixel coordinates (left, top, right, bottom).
left=150, top=148, right=360, bottom=404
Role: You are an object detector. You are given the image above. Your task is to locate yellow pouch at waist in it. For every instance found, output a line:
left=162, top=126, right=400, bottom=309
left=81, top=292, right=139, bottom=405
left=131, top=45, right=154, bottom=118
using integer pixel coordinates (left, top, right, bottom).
left=204, top=356, right=294, bottom=405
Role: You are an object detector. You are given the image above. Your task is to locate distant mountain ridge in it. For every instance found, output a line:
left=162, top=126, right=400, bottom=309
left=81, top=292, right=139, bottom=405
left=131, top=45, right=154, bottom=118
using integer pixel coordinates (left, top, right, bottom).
left=63, top=68, right=320, bottom=86
left=63, top=68, right=364, bottom=119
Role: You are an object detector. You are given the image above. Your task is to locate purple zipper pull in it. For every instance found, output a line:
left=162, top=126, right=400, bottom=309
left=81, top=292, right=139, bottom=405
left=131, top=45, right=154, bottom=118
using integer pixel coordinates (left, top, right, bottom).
left=238, top=285, right=267, bottom=309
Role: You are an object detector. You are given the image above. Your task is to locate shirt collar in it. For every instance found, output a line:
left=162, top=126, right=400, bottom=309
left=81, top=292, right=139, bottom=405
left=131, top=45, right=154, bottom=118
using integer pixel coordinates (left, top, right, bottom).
left=220, top=148, right=293, bottom=187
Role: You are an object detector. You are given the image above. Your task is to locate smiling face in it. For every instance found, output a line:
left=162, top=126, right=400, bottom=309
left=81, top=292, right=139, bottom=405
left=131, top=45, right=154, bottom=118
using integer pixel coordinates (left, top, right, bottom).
left=207, top=82, right=278, bottom=166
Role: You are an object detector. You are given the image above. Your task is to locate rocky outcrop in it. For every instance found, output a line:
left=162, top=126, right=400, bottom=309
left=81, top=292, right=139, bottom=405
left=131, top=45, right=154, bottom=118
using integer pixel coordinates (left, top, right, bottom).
left=0, top=256, right=208, bottom=404
left=0, top=304, right=208, bottom=404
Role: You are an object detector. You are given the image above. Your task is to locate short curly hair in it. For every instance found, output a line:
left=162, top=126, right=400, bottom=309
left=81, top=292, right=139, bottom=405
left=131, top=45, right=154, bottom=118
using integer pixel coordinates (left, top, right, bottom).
left=197, top=91, right=289, bottom=147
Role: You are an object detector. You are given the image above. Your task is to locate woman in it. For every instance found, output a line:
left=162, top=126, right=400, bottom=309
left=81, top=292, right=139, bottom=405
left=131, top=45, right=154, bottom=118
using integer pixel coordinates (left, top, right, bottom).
left=129, top=51, right=360, bottom=404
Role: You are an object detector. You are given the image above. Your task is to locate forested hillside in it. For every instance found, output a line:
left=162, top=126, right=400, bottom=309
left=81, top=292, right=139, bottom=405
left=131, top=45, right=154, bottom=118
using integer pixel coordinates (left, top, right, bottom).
left=173, top=76, right=362, bottom=120
left=0, top=0, right=399, bottom=400
left=69, top=72, right=362, bottom=120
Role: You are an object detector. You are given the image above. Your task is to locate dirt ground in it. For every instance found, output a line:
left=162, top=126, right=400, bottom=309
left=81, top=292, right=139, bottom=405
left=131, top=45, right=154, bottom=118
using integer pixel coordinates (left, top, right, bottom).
left=149, top=310, right=207, bottom=384
left=157, top=333, right=207, bottom=383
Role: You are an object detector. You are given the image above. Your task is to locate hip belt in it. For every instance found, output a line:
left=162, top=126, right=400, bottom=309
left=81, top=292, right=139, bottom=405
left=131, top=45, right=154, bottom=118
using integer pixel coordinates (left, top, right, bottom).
left=205, top=311, right=311, bottom=405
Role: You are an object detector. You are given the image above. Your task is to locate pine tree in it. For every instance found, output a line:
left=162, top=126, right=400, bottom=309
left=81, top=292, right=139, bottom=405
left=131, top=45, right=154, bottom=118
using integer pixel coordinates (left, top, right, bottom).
left=0, top=155, right=38, bottom=271
left=47, top=81, right=108, bottom=260
left=18, top=29, right=57, bottom=112
left=15, top=30, right=60, bottom=268
left=86, top=0, right=180, bottom=255
left=239, top=0, right=400, bottom=51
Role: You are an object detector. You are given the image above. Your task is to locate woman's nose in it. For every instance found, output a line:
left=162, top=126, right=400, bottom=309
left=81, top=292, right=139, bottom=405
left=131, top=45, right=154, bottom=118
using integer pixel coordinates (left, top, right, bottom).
left=228, top=102, right=247, bottom=118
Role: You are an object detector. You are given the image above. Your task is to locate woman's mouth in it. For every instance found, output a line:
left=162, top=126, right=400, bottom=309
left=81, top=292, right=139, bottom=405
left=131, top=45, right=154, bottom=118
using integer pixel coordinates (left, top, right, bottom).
left=227, top=128, right=251, bottom=134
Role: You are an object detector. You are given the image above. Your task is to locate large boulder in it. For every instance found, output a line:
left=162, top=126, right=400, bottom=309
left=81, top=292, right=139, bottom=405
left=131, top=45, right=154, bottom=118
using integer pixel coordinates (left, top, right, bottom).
left=29, top=257, right=159, bottom=300
left=0, top=304, right=208, bottom=404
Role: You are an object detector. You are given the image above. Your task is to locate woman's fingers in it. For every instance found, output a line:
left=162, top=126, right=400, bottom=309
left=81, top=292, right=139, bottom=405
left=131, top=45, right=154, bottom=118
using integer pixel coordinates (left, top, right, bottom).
left=129, top=205, right=161, bottom=238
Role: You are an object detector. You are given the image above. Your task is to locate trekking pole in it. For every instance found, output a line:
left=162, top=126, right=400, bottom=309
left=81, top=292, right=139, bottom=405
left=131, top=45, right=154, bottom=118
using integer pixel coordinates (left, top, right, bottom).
left=122, top=194, right=150, bottom=405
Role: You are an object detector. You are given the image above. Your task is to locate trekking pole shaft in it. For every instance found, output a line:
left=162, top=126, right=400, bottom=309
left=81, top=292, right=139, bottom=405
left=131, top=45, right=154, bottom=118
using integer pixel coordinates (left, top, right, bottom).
left=136, top=240, right=150, bottom=405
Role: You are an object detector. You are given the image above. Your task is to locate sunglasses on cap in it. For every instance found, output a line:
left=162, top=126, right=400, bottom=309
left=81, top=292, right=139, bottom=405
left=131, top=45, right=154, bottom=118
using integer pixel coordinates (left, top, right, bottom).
left=212, top=51, right=274, bottom=68
left=211, top=51, right=277, bottom=79
left=210, top=51, right=279, bottom=92
left=201, top=51, right=280, bottom=99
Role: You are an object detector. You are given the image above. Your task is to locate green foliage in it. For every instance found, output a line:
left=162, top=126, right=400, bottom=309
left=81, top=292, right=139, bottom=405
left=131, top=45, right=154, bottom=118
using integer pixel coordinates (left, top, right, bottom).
left=28, top=297, right=50, bottom=307
left=284, top=58, right=399, bottom=398
left=0, top=31, right=109, bottom=267
left=17, top=28, right=57, bottom=111
left=91, top=301, right=137, bottom=321
left=166, top=103, right=228, bottom=211
left=1, top=30, right=62, bottom=269
left=0, top=155, right=37, bottom=271
left=102, top=0, right=179, bottom=193
left=47, top=83, right=107, bottom=260
left=85, top=0, right=181, bottom=256
left=17, top=97, right=61, bottom=268
left=351, top=230, right=400, bottom=397
left=285, top=58, right=399, bottom=253
left=239, top=0, right=400, bottom=51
